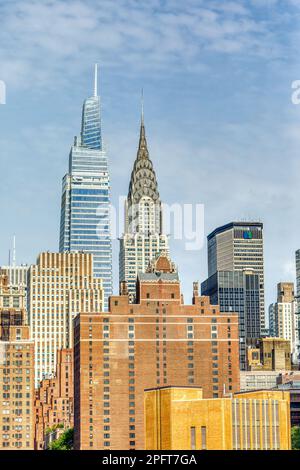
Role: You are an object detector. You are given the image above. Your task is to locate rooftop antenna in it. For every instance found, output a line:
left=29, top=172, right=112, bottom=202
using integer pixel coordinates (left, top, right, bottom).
left=94, top=63, right=98, bottom=97
left=13, top=235, right=16, bottom=268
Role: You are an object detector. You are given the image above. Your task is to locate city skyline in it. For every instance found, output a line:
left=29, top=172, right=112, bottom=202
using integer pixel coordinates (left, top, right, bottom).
left=0, top=0, right=299, bottom=318
left=1, top=0, right=300, bottom=454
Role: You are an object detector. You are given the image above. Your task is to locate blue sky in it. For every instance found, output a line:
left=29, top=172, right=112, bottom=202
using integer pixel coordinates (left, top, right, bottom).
left=0, top=0, right=299, bottom=316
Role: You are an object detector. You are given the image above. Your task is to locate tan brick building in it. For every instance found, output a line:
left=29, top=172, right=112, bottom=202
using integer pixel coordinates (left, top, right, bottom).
left=144, top=386, right=291, bottom=450
left=0, top=272, right=26, bottom=313
left=34, top=348, right=73, bottom=449
left=0, top=275, right=35, bottom=449
left=74, top=254, right=239, bottom=450
left=247, top=337, right=291, bottom=371
left=260, top=338, right=291, bottom=370
left=269, top=282, right=298, bottom=362
left=28, top=252, right=103, bottom=385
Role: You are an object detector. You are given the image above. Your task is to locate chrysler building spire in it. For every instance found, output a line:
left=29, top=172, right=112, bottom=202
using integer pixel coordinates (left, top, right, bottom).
left=119, top=103, right=170, bottom=300
left=128, top=109, right=160, bottom=208
left=137, top=89, right=148, bottom=160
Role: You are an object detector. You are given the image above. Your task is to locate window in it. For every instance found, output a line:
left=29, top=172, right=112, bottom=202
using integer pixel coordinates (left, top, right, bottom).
left=201, top=426, right=207, bottom=450
left=191, top=427, right=196, bottom=450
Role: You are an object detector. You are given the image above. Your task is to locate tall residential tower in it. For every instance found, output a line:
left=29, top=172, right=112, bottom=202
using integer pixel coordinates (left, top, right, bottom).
left=119, top=109, right=169, bottom=298
left=59, top=65, right=112, bottom=309
left=28, top=252, right=103, bottom=385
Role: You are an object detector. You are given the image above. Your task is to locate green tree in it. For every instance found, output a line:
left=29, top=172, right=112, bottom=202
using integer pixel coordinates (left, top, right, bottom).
left=45, top=423, right=64, bottom=436
left=291, top=426, right=300, bottom=450
left=48, top=428, right=74, bottom=450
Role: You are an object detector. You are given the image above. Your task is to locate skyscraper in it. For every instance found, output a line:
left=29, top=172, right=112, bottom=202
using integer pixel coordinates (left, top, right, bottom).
left=28, top=252, right=103, bottom=385
left=0, top=274, right=35, bottom=450
left=207, top=222, right=266, bottom=335
left=269, top=282, right=299, bottom=363
left=201, top=269, right=261, bottom=370
left=119, top=108, right=169, bottom=298
left=59, top=65, right=112, bottom=309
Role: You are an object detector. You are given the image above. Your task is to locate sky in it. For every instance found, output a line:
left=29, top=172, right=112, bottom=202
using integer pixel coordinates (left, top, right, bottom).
left=0, top=0, right=300, bottom=319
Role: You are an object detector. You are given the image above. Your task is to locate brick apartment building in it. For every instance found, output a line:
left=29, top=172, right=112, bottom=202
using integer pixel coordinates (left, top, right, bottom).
left=73, top=254, right=240, bottom=450
left=34, top=348, right=73, bottom=449
left=28, top=252, right=103, bottom=386
left=0, top=274, right=35, bottom=449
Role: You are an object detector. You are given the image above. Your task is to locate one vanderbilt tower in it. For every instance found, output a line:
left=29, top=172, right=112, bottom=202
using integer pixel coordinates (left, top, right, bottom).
left=119, top=100, right=169, bottom=299
left=59, top=65, right=112, bottom=309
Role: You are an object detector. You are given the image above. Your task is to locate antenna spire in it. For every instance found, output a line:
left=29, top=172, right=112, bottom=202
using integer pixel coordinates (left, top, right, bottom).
left=137, top=89, right=149, bottom=159
left=13, top=235, right=16, bottom=268
left=94, top=63, right=98, bottom=97
left=141, top=88, right=144, bottom=125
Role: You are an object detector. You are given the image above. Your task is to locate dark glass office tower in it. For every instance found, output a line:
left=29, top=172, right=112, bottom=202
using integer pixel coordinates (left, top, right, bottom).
left=207, top=222, right=266, bottom=336
left=201, top=270, right=261, bottom=370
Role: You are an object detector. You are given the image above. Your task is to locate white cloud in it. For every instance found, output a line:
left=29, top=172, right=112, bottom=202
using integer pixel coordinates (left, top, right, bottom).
left=0, top=0, right=294, bottom=90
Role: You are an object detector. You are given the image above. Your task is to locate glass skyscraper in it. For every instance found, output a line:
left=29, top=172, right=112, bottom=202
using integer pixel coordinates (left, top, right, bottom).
left=59, top=65, right=112, bottom=309
left=207, top=221, right=266, bottom=335
left=201, top=270, right=261, bottom=370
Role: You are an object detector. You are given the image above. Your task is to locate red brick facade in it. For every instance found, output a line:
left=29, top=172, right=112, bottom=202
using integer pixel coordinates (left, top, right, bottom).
left=74, top=255, right=239, bottom=450
left=34, top=348, right=73, bottom=449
